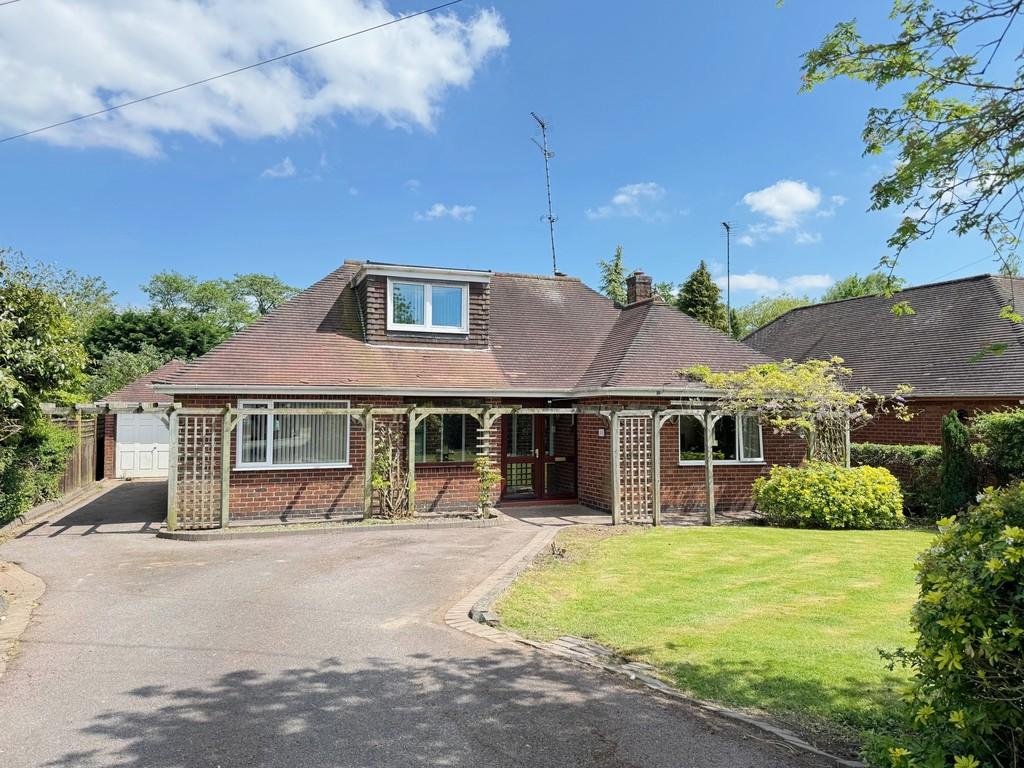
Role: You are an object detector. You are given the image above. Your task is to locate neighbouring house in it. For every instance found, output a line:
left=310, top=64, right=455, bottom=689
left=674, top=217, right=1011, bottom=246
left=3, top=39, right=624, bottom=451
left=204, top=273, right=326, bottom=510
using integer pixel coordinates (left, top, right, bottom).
left=99, top=359, right=187, bottom=479
left=746, top=274, right=1024, bottom=444
left=150, top=261, right=807, bottom=527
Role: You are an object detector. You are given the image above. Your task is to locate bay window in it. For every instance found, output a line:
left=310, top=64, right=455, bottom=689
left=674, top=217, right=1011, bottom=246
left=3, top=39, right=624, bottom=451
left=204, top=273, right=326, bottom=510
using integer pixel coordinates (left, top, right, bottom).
left=237, top=400, right=350, bottom=469
left=387, top=278, right=468, bottom=333
left=678, top=413, right=763, bottom=464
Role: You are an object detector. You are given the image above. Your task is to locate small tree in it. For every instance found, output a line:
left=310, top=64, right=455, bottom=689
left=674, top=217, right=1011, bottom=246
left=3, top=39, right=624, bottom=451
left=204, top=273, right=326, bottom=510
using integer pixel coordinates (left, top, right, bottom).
left=732, top=294, right=811, bottom=338
left=473, top=454, right=501, bottom=516
left=85, top=344, right=170, bottom=402
left=821, top=272, right=907, bottom=302
left=653, top=281, right=676, bottom=304
left=684, top=357, right=912, bottom=465
left=676, top=260, right=728, bottom=332
left=370, top=420, right=412, bottom=519
left=598, top=246, right=628, bottom=305
left=940, top=411, right=975, bottom=516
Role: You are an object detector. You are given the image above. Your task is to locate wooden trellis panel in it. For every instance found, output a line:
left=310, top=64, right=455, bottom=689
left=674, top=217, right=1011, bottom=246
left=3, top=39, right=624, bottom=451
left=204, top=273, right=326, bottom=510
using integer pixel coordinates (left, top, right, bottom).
left=618, top=416, right=653, bottom=523
left=173, top=413, right=224, bottom=530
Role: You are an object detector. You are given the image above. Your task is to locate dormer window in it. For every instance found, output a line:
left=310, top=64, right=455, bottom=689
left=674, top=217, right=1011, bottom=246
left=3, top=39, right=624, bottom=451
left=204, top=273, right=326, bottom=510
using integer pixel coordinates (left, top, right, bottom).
left=387, top=278, right=468, bottom=334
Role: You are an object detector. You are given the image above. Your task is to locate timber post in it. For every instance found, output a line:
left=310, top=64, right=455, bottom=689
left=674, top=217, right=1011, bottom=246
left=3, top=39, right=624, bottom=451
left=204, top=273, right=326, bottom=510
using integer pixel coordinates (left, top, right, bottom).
left=703, top=409, right=716, bottom=526
left=166, top=407, right=179, bottom=532
left=219, top=406, right=233, bottom=528
left=610, top=410, right=622, bottom=525
left=363, top=409, right=375, bottom=518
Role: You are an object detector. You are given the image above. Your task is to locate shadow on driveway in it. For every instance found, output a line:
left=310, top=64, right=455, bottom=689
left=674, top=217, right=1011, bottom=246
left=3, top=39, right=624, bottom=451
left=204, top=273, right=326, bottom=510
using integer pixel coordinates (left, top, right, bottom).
left=41, top=648, right=826, bottom=768
left=19, top=481, right=166, bottom=538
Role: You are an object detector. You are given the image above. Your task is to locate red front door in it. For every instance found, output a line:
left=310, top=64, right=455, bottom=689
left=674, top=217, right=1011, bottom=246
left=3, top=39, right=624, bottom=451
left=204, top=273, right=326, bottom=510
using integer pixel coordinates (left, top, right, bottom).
left=500, top=413, right=577, bottom=501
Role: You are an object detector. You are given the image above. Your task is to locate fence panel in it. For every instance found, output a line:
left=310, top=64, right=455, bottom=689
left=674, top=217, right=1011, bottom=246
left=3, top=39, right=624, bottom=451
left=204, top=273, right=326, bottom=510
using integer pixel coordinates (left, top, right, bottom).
left=57, top=418, right=97, bottom=497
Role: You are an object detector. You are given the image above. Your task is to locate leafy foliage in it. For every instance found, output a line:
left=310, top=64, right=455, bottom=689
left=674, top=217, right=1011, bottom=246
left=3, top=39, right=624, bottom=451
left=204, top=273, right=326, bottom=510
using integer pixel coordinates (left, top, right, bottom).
left=370, top=420, right=411, bottom=519
left=0, top=418, right=77, bottom=522
left=685, top=357, right=912, bottom=465
left=143, top=270, right=297, bottom=332
left=598, top=245, right=629, bottom=305
left=473, top=454, right=501, bottom=515
left=676, top=260, right=728, bottom=332
left=84, top=344, right=170, bottom=402
left=851, top=442, right=943, bottom=518
left=866, top=484, right=1024, bottom=768
left=653, top=280, right=676, bottom=304
left=941, top=411, right=976, bottom=516
left=971, top=407, right=1024, bottom=486
left=84, top=309, right=226, bottom=364
left=821, top=272, right=908, bottom=303
left=753, top=461, right=905, bottom=530
left=732, top=294, right=811, bottom=337
left=802, top=0, right=1024, bottom=275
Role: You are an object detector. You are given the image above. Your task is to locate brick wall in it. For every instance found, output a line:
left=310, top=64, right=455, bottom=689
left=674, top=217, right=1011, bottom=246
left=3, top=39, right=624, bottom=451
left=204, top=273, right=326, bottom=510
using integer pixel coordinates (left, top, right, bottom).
left=102, top=413, right=116, bottom=479
left=576, top=397, right=807, bottom=514
left=359, top=274, right=489, bottom=348
left=176, top=393, right=487, bottom=520
left=854, top=397, right=1022, bottom=445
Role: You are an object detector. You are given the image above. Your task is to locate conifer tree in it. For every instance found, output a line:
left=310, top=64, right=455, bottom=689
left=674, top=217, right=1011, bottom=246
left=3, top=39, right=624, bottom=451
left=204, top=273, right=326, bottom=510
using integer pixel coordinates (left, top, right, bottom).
left=598, top=245, right=628, bottom=305
left=676, top=260, right=728, bottom=332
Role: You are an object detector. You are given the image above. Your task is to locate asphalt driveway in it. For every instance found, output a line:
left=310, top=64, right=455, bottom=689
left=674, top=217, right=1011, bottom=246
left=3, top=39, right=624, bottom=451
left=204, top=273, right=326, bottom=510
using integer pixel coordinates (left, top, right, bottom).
left=0, top=482, right=827, bottom=767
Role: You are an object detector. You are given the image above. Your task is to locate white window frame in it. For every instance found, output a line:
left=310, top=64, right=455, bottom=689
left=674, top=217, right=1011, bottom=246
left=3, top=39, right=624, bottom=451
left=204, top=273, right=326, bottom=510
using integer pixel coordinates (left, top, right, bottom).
left=235, top=399, right=351, bottom=470
left=415, top=413, right=477, bottom=464
left=386, top=277, right=469, bottom=334
left=678, top=412, right=764, bottom=466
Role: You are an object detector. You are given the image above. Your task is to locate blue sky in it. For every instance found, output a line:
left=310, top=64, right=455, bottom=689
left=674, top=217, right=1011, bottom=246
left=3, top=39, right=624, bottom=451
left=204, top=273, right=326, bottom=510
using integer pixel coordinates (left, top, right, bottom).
left=0, top=1, right=998, bottom=308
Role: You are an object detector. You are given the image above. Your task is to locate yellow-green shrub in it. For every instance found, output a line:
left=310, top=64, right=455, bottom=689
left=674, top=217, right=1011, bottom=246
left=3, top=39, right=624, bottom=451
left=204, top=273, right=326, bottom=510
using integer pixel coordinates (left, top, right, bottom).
left=753, top=461, right=904, bottom=529
left=865, top=482, right=1024, bottom=768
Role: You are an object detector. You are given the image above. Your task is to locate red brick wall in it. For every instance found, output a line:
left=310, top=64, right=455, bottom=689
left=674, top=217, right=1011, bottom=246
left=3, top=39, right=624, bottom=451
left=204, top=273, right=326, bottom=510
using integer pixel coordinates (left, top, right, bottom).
left=176, top=394, right=486, bottom=520
left=854, top=397, right=1022, bottom=445
left=576, top=397, right=807, bottom=514
left=102, top=413, right=117, bottom=479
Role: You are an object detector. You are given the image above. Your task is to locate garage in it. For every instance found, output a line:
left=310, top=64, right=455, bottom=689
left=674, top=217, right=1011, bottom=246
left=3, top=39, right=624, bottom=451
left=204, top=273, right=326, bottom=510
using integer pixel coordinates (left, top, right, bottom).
left=100, top=359, right=188, bottom=481
left=115, top=413, right=170, bottom=478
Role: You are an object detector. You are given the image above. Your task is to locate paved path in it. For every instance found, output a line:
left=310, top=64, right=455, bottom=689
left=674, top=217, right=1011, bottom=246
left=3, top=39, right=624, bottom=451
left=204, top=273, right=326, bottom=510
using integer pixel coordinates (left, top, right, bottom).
left=0, top=482, right=827, bottom=767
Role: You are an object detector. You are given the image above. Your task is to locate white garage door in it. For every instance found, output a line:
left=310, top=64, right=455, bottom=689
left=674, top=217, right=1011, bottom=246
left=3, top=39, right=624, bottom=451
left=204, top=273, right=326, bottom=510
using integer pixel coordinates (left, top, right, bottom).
left=116, top=414, right=170, bottom=479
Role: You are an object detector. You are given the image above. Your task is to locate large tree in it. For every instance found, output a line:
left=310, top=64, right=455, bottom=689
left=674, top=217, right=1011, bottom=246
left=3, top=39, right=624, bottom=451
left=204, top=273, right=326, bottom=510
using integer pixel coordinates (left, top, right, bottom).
left=598, top=246, right=629, bottom=305
left=802, top=0, right=1024, bottom=278
left=677, top=260, right=729, bottom=332
left=142, top=271, right=297, bottom=332
left=84, top=344, right=170, bottom=401
left=732, top=294, right=811, bottom=337
left=84, top=309, right=226, bottom=365
left=821, top=272, right=908, bottom=303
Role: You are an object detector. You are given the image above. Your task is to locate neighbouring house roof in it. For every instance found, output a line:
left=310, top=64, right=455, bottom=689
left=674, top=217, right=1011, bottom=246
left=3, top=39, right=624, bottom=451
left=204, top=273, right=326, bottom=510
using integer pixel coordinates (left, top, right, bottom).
left=161, top=260, right=772, bottom=396
left=103, top=359, right=188, bottom=404
left=745, top=274, right=1024, bottom=398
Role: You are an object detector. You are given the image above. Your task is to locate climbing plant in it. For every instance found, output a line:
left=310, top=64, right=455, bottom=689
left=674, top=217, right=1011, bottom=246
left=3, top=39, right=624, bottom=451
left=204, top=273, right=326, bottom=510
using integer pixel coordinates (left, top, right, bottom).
left=474, top=453, right=501, bottom=516
left=370, top=420, right=412, bottom=519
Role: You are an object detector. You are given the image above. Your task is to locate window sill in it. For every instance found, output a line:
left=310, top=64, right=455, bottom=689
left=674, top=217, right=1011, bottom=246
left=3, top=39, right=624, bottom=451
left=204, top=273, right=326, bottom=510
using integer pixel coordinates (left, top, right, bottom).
left=233, top=463, right=353, bottom=472
left=386, top=325, right=469, bottom=335
left=677, top=460, right=766, bottom=467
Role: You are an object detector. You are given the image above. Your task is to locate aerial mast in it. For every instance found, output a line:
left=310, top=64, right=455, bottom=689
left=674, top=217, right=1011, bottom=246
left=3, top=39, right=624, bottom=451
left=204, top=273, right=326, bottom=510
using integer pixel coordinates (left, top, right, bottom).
left=531, top=112, right=559, bottom=275
left=722, top=221, right=733, bottom=336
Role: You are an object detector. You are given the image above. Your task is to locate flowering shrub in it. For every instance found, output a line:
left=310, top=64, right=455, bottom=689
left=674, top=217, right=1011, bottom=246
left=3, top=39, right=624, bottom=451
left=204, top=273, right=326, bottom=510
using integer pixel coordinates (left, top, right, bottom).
left=753, top=461, right=904, bottom=529
left=865, top=482, right=1024, bottom=768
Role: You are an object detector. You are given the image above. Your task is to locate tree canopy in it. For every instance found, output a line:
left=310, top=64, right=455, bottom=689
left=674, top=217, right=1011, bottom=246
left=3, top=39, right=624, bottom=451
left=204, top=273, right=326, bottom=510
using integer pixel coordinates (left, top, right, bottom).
left=677, top=260, right=729, bottom=332
left=84, top=344, right=170, bottom=401
left=802, top=0, right=1024, bottom=275
left=598, top=246, right=628, bottom=305
left=732, top=294, right=811, bottom=338
left=142, top=271, right=297, bottom=332
left=821, top=272, right=908, bottom=303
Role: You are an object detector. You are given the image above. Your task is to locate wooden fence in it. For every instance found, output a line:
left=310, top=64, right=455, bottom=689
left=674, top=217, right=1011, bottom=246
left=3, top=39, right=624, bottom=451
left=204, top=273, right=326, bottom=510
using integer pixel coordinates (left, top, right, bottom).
left=57, top=417, right=97, bottom=497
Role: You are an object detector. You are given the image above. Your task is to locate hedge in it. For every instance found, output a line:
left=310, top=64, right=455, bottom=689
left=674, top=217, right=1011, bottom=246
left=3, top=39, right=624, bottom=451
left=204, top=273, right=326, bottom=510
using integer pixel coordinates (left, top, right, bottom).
left=851, top=442, right=942, bottom=517
left=971, top=408, right=1024, bottom=486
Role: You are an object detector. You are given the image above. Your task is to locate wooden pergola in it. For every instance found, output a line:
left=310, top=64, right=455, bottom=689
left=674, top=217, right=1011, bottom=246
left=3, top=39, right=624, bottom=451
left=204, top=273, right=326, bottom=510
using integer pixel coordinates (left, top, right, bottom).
left=46, top=400, right=732, bottom=531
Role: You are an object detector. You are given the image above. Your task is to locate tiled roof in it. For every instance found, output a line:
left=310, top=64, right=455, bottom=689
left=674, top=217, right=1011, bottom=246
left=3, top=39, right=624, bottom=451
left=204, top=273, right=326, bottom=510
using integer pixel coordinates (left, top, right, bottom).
left=164, top=261, right=773, bottom=394
left=745, top=274, right=1024, bottom=397
left=104, top=359, right=188, bottom=403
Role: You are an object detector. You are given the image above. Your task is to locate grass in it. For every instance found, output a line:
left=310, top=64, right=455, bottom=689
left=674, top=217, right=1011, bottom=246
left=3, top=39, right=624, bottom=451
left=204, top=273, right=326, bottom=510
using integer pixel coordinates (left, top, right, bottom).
left=498, top=525, right=935, bottom=742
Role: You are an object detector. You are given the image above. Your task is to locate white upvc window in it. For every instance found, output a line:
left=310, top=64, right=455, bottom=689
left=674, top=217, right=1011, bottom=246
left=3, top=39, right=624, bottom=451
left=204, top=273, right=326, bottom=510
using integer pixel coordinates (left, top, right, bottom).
left=678, top=412, right=764, bottom=465
left=386, top=278, right=469, bottom=333
left=236, top=400, right=351, bottom=470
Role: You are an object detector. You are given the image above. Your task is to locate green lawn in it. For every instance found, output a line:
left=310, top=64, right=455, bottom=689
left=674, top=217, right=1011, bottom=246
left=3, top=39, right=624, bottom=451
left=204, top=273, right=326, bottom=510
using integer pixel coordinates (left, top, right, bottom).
left=498, top=525, right=934, bottom=740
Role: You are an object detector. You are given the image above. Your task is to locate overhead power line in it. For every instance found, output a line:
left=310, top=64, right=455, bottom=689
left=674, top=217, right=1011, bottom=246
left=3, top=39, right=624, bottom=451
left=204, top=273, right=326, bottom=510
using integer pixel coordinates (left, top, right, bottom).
left=0, top=0, right=464, bottom=145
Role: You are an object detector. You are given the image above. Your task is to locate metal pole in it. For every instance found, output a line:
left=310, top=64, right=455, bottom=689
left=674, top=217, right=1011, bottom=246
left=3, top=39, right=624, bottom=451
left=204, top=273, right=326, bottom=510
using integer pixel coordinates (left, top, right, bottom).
left=722, top=222, right=732, bottom=337
left=531, top=112, right=559, bottom=275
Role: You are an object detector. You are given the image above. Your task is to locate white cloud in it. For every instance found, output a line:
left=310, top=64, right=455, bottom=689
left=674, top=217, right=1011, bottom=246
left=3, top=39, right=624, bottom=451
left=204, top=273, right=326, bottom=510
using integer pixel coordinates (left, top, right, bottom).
left=816, top=194, right=848, bottom=218
left=739, top=179, right=837, bottom=246
left=586, top=182, right=668, bottom=220
left=260, top=156, right=296, bottom=178
left=414, top=202, right=476, bottom=222
left=0, top=1, right=509, bottom=156
left=403, top=179, right=422, bottom=192
left=718, top=271, right=834, bottom=296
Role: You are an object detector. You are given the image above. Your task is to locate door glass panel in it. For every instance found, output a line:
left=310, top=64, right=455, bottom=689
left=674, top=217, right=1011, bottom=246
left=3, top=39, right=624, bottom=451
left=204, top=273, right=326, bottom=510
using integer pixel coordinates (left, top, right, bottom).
left=544, top=461, right=576, bottom=496
left=505, top=414, right=534, bottom=456
left=505, top=462, right=534, bottom=497
left=547, top=414, right=575, bottom=457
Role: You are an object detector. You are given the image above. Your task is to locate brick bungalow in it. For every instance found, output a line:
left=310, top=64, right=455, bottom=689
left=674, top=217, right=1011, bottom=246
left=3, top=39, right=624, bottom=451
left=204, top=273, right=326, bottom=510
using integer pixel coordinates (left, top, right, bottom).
left=151, top=261, right=807, bottom=526
left=745, top=274, right=1024, bottom=444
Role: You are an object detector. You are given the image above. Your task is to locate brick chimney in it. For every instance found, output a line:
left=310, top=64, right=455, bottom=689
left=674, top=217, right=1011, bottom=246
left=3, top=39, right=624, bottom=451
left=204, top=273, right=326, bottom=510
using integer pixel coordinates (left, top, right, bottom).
left=626, top=271, right=652, bottom=305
